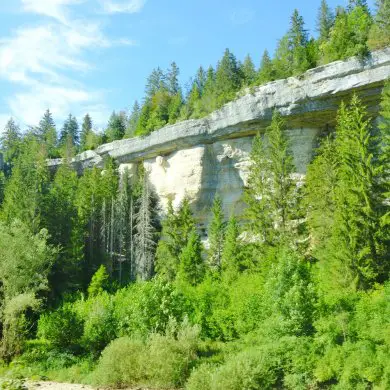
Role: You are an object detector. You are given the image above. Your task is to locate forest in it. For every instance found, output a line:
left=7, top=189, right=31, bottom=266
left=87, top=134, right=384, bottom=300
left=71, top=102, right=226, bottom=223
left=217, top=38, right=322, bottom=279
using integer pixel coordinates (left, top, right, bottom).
left=0, top=0, right=389, bottom=389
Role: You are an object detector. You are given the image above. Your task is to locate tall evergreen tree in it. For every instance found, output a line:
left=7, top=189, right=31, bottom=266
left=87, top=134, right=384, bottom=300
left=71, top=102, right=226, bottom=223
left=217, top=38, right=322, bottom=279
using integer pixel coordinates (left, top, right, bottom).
left=0, top=118, right=21, bottom=175
left=37, top=110, right=58, bottom=158
left=257, top=50, right=275, bottom=85
left=241, top=54, right=257, bottom=86
left=60, top=114, right=79, bottom=149
left=126, top=101, right=141, bottom=138
left=167, top=62, right=180, bottom=95
left=214, top=49, right=241, bottom=107
left=145, top=67, right=166, bottom=99
left=178, top=229, right=205, bottom=286
left=326, top=95, right=389, bottom=289
left=221, top=215, right=242, bottom=281
left=80, top=114, right=92, bottom=151
left=317, top=0, right=334, bottom=42
left=208, top=195, right=225, bottom=271
left=368, top=0, right=390, bottom=49
left=244, top=110, right=297, bottom=247
left=105, top=112, right=126, bottom=142
left=288, top=9, right=310, bottom=74
left=134, top=170, right=158, bottom=280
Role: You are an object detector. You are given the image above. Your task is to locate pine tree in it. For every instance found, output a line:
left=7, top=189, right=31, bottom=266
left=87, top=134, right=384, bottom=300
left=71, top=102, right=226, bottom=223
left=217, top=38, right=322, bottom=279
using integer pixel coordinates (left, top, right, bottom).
left=273, top=35, right=293, bottom=79
left=178, top=229, right=205, bottom=286
left=134, top=170, right=158, bottom=280
left=288, top=9, right=310, bottom=74
left=168, top=91, right=183, bottom=123
left=214, top=49, right=241, bottom=107
left=368, top=0, right=390, bottom=49
left=221, top=215, right=242, bottom=280
left=37, top=110, right=58, bottom=158
left=241, top=54, right=257, bottom=86
left=126, top=101, right=141, bottom=138
left=244, top=110, right=296, bottom=247
left=60, top=114, right=79, bottom=149
left=327, top=95, right=389, bottom=289
left=105, top=112, right=126, bottom=142
left=80, top=114, right=92, bottom=151
left=208, top=195, right=225, bottom=271
left=167, top=62, right=180, bottom=95
left=257, top=50, right=275, bottom=85
left=0, top=118, right=21, bottom=174
left=87, top=265, right=109, bottom=297
left=145, top=67, right=166, bottom=99
left=317, top=0, right=334, bottom=42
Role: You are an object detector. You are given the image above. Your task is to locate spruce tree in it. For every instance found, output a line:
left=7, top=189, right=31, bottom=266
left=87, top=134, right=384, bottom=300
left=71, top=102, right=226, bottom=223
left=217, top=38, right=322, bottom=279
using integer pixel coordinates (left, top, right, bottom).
left=288, top=9, right=310, bottom=74
left=178, top=229, right=205, bottom=286
left=368, top=0, right=390, bottom=49
left=241, top=54, right=257, bottom=86
left=0, top=118, right=21, bottom=174
left=134, top=170, right=158, bottom=280
left=244, top=110, right=296, bottom=247
left=145, top=67, right=166, bottom=99
left=126, top=101, right=141, bottom=138
left=208, top=195, right=225, bottom=271
left=328, top=95, right=389, bottom=289
left=317, top=0, right=334, bottom=42
left=221, top=215, right=242, bottom=280
left=167, top=61, right=180, bottom=95
left=60, top=114, right=79, bottom=149
left=37, top=110, right=58, bottom=158
left=80, top=114, right=92, bottom=151
left=214, top=49, right=241, bottom=107
left=257, top=50, right=275, bottom=85
left=105, top=112, right=126, bottom=142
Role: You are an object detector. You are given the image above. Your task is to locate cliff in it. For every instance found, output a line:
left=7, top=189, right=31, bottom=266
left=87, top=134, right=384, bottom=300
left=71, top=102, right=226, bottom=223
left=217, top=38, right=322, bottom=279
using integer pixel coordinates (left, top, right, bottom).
left=49, top=49, right=390, bottom=227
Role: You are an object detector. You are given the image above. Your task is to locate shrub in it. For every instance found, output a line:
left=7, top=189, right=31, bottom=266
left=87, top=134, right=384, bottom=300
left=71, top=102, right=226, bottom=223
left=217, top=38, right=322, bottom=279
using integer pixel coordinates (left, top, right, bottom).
left=185, top=363, right=214, bottom=390
left=76, top=292, right=117, bottom=355
left=92, top=336, right=145, bottom=387
left=37, top=303, right=83, bottom=353
left=92, top=318, right=200, bottom=388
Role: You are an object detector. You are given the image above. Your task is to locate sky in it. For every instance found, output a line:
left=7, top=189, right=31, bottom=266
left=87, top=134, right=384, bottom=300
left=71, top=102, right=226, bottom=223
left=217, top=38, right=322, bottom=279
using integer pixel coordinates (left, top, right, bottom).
left=0, top=0, right=376, bottom=131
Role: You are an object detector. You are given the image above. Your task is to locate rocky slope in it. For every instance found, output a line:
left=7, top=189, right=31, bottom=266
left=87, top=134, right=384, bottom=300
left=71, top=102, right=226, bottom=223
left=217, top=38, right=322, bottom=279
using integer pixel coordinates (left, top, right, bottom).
left=49, top=49, right=390, bottom=227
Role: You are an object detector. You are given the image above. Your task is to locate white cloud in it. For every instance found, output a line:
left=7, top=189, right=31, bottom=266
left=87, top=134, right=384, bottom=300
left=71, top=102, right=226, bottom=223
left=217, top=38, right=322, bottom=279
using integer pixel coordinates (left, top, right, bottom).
left=0, top=0, right=138, bottom=128
left=21, top=0, right=85, bottom=23
left=100, top=0, right=146, bottom=14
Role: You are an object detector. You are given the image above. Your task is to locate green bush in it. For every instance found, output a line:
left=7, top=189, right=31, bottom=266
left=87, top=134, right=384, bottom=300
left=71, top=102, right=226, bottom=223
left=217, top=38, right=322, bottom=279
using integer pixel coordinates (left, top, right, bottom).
left=114, top=279, right=191, bottom=337
left=92, top=318, right=200, bottom=388
left=37, top=303, right=83, bottom=353
left=76, top=292, right=117, bottom=355
left=185, top=363, right=214, bottom=390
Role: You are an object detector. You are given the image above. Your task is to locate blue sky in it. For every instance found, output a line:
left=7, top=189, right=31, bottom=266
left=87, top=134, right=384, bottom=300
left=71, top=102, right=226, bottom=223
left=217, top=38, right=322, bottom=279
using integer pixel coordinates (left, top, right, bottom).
left=0, top=0, right=376, bottom=131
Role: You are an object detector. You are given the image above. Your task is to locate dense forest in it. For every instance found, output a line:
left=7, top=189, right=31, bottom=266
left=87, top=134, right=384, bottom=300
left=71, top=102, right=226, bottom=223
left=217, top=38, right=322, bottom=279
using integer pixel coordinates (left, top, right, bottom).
left=0, top=0, right=389, bottom=389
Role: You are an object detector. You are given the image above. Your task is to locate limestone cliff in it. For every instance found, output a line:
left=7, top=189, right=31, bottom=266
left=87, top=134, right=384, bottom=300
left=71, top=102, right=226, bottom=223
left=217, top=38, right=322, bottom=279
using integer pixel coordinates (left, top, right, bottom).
left=49, top=49, right=390, bottom=227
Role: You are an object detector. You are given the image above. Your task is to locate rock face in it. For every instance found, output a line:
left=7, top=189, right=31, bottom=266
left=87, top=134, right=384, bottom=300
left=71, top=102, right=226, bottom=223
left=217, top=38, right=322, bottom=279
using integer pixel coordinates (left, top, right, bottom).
left=49, top=49, right=390, bottom=225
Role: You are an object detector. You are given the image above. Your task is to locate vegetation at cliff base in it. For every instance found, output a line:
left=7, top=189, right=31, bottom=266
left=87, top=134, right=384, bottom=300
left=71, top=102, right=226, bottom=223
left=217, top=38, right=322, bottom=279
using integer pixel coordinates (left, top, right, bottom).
left=0, top=1, right=389, bottom=390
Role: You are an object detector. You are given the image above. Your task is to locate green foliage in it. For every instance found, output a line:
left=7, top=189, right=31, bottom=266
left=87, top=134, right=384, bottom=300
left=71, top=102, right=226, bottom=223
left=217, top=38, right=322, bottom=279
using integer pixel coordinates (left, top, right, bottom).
left=208, top=195, right=225, bottom=271
left=87, top=265, right=109, bottom=297
left=317, top=0, right=334, bottom=42
left=320, top=5, right=372, bottom=63
left=37, top=303, right=83, bottom=353
left=256, top=49, right=275, bottom=85
left=92, top=319, right=200, bottom=388
left=104, top=111, right=126, bottom=142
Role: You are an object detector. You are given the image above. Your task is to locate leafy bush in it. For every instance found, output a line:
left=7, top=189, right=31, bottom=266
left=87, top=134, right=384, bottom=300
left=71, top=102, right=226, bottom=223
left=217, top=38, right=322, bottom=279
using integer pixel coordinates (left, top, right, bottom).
left=114, top=279, right=191, bottom=337
left=92, top=318, right=200, bottom=388
left=37, top=303, right=83, bottom=353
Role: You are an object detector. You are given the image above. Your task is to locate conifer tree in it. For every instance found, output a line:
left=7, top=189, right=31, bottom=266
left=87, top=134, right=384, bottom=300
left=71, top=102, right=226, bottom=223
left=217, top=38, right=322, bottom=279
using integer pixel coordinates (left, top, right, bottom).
left=208, top=195, right=225, bottom=271
left=178, top=229, right=205, bottom=286
left=0, top=118, right=21, bottom=175
left=241, top=54, right=257, bottom=86
left=167, top=62, right=180, bottom=95
left=80, top=114, right=92, bottom=151
left=126, top=101, right=141, bottom=138
left=60, top=114, right=79, bottom=149
left=37, top=110, right=58, bottom=158
left=214, top=49, right=241, bottom=107
left=221, top=215, right=242, bottom=280
left=105, top=111, right=126, bottom=142
left=317, top=0, right=334, bottom=42
left=288, top=9, right=310, bottom=74
left=273, top=35, right=293, bottom=79
left=257, top=50, right=275, bottom=85
left=327, top=95, right=389, bottom=289
left=134, top=170, right=158, bottom=280
left=244, top=110, right=296, bottom=247
left=145, top=67, right=166, bottom=99
left=368, top=0, right=390, bottom=49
